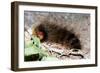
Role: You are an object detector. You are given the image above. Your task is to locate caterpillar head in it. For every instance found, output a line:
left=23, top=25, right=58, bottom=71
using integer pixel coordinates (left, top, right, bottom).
left=32, top=25, right=48, bottom=42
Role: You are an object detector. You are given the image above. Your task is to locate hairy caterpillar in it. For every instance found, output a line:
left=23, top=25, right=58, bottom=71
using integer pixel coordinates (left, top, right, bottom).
left=33, top=21, right=81, bottom=50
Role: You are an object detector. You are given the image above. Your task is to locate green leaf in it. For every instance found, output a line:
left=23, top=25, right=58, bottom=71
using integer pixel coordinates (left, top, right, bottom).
left=31, top=36, right=41, bottom=48
left=25, top=46, right=41, bottom=56
left=25, top=36, right=52, bottom=60
left=25, top=41, right=33, bottom=48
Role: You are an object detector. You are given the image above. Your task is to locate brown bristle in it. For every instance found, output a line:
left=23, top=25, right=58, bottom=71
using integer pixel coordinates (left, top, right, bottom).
left=34, top=22, right=81, bottom=49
